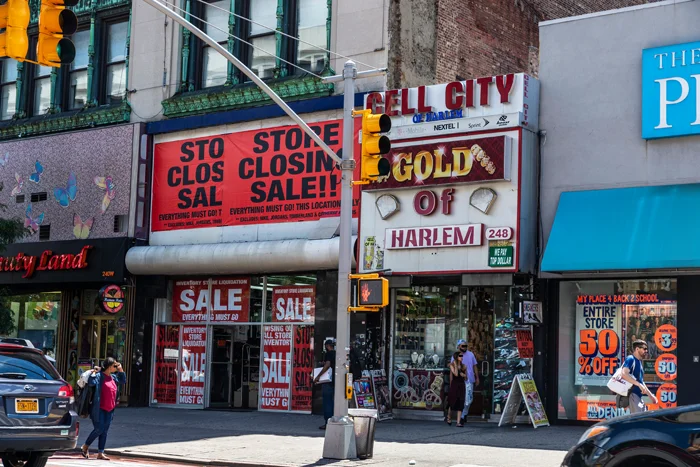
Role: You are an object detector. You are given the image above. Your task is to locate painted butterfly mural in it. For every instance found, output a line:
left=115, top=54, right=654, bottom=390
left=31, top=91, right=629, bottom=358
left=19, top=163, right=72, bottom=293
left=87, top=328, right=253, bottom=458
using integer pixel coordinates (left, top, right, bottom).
left=0, top=153, right=8, bottom=167
left=24, top=203, right=45, bottom=233
left=11, top=172, right=23, bottom=196
left=54, top=172, right=78, bottom=207
left=29, top=160, right=44, bottom=183
left=73, top=214, right=94, bottom=239
left=94, top=176, right=116, bottom=213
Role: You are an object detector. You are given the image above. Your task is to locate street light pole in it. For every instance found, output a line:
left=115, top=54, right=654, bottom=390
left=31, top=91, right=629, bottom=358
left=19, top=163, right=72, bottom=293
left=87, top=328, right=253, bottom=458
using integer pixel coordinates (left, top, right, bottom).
left=321, top=60, right=357, bottom=460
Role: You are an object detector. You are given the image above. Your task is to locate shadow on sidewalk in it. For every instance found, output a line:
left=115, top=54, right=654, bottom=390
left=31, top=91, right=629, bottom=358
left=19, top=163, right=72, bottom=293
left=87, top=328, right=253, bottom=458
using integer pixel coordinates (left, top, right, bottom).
left=94, top=407, right=585, bottom=453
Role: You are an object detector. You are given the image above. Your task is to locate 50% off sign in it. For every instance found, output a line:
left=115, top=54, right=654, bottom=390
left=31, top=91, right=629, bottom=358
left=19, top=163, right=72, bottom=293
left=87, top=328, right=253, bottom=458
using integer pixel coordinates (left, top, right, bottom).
left=578, top=329, right=620, bottom=376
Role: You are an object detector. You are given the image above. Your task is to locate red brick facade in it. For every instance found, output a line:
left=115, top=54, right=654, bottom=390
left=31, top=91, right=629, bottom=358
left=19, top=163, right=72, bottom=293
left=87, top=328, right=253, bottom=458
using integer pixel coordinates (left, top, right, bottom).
left=388, top=0, right=655, bottom=87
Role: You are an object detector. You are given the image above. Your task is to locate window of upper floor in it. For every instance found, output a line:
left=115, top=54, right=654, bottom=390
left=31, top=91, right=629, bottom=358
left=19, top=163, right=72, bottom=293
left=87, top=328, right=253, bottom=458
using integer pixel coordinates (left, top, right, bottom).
left=181, top=0, right=329, bottom=92
left=0, top=11, right=129, bottom=122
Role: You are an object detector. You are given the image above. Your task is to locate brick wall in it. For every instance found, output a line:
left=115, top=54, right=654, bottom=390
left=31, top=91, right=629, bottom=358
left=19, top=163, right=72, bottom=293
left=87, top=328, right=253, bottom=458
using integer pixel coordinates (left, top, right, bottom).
left=388, top=0, right=657, bottom=87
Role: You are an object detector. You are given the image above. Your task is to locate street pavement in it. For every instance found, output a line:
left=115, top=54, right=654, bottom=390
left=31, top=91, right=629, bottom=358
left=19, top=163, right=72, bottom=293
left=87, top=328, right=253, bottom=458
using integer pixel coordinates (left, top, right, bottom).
left=44, top=453, right=202, bottom=467
left=64, top=408, right=586, bottom=467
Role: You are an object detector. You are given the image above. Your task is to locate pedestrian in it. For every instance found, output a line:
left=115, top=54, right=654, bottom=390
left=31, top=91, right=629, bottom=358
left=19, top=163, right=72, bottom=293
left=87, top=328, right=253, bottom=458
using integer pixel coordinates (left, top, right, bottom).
left=313, top=339, right=335, bottom=430
left=452, top=339, right=479, bottom=424
left=446, top=351, right=467, bottom=427
left=616, top=339, right=658, bottom=413
left=80, top=357, right=126, bottom=460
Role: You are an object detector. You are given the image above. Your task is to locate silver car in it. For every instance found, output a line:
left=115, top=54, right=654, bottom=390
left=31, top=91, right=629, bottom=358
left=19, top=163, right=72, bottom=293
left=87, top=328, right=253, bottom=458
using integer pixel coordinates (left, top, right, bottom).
left=0, top=344, right=78, bottom=467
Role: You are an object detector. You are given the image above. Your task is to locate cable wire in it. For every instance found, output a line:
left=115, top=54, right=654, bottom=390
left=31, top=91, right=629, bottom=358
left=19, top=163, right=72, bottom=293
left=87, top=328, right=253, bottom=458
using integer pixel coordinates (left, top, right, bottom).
left=167, top=2, right=323, bottom=79
left=188, top=0, right=379, bottom=71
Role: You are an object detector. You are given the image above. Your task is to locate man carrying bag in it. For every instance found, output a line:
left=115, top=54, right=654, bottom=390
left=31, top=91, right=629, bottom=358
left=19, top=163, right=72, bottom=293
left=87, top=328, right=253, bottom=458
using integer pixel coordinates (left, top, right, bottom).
left=609, top=339, right=658, bottom=413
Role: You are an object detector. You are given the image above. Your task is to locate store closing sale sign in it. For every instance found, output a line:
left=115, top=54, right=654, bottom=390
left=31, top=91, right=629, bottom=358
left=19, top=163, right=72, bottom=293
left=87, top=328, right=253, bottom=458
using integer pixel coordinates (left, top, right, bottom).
left=172, top=278, right=250, bottom=322
left=575, top=296, right=622, bottom=387
left=261, top=325, right=292, bottom=410
left=151, top=120, right=361, bottom=231
left=180, top=326, right=206, bottom=405
left=153, top=325, right=179, bottom=404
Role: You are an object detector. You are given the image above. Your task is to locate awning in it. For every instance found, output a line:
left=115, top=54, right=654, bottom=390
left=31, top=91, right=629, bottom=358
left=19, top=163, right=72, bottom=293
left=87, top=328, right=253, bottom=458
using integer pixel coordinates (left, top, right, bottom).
left=125, top=237, right=355, bottom=276
left=541, top=184, right=700, bottom=273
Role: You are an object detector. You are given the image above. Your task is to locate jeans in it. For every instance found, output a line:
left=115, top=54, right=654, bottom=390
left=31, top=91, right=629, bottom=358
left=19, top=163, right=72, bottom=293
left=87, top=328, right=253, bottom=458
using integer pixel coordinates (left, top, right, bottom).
left=462, top=382, right=474, bottom=418
left=85, top=409, right=114, bottom=452
left=322, top=383, right=334, bottom=424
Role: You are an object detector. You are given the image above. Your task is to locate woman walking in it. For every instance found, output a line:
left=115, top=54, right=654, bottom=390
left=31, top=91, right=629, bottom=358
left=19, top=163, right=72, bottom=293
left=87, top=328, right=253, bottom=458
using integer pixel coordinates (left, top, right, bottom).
left=446, top=351, right=467, bottom=427
left=81, top=357, right=126, bottom=460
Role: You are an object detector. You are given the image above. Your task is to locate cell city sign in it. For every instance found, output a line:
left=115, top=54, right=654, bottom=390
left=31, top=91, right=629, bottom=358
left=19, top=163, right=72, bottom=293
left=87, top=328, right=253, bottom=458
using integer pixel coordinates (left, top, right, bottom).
left=642, top=40, right=700, bottom=139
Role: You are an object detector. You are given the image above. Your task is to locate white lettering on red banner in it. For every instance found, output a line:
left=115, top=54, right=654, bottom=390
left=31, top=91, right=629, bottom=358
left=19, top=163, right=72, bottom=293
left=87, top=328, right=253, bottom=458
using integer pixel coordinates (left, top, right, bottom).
left=172, top=278, right=250, bottom=323
left=385, top=224, right=483, bottom=250
left=179, top=326, right=206, bottom=405
left=261, top=325, right=292, bottom=410
left=272, top=286, right=315, bottom=323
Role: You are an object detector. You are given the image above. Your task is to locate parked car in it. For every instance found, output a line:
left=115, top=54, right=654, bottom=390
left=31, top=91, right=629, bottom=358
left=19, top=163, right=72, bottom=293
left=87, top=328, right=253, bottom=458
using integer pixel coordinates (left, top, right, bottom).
left=0, top=344, right=78, bottom=467
left=0, top=338, right=57, bottom=366
left=563, top=403, right=700, bottom=466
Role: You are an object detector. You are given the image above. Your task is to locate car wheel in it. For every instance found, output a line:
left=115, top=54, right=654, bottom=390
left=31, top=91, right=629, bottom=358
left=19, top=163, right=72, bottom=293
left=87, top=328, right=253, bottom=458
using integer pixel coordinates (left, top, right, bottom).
left=1, top=452, right=50, bottom=467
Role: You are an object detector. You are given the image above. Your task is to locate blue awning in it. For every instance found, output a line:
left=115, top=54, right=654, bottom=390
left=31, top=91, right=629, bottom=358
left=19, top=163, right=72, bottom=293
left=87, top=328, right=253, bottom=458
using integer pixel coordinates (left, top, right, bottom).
left=541, top=184, right=700, bottom=272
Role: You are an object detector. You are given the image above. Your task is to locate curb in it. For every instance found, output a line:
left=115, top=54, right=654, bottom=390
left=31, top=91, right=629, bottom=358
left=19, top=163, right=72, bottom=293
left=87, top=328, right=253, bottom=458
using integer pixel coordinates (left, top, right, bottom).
left=61, top=449, right=295, bottom=467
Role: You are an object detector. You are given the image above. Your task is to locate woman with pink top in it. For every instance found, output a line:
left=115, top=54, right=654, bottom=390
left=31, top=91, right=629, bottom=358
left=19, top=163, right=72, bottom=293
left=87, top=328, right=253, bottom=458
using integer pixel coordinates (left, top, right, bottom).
left=80, top=357, right=126, bottom=460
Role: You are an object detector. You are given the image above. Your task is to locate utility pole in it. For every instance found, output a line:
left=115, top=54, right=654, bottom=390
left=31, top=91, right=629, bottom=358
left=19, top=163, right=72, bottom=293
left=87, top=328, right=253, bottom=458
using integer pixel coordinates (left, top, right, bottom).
left=140, top=0, right=385, bottom=460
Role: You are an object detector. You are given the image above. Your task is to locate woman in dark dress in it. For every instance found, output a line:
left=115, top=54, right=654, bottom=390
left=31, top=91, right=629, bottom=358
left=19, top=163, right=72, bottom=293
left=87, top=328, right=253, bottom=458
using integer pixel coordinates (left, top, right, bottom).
left=447, top=351, right=467, bottom=427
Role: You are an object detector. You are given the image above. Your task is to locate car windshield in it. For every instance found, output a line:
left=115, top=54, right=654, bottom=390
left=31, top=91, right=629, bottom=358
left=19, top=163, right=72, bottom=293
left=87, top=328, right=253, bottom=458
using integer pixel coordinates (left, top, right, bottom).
left=0, top=338, right=30, bottom=346
left=0, top=351, right=60, bottom=381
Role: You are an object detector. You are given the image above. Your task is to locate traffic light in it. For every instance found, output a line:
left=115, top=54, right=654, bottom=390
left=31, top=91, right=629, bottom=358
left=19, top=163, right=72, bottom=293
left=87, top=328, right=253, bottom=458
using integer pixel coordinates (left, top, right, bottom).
left=0, top=0, right=31, bottom=61
left=36, top=0, right=78, bottom=67
left=355, top=109, right=391, bottom=183
left=357, top=277, right=389, bottom=308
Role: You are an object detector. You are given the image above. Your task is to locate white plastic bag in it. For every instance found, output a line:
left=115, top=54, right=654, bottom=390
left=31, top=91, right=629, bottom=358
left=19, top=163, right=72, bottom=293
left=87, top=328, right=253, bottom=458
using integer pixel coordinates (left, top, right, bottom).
left=607, top=359, right=635, bottom=396
left=77, top=369, right=93, bottom=389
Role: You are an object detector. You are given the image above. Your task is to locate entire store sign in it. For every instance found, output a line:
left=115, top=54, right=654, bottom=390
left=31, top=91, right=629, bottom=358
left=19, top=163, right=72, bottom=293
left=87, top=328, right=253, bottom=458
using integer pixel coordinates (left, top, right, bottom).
left=642, top=40, right=700, bottom=139
left=172, top=278, right=251, bottom=322
left=151, top=120, right=361, bottom=232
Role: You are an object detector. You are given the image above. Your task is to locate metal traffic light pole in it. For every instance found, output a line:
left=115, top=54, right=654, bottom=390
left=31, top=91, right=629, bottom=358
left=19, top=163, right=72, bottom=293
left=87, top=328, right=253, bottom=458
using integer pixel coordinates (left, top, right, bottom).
left=140, top=0, right=386, bottom=460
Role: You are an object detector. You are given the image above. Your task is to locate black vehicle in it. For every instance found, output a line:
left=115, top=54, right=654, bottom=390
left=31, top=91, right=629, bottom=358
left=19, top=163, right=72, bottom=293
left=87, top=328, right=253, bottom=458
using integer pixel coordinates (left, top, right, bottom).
left=0, top=344, right=79, bottom=467
left=563, top=403, right=700, bottom=466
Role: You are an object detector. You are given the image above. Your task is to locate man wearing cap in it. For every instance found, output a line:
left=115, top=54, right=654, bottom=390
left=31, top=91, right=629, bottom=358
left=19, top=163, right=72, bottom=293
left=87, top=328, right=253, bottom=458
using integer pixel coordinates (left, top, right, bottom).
left=452, top=339, right=479, bottom=424
left=314, top=339, right=336, bottom=430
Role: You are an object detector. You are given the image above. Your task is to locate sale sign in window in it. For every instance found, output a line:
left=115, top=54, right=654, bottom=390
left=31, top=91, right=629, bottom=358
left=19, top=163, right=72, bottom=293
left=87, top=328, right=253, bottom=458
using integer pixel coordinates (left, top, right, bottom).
left=260, top=325, right=292, bottom=411
left=575, top=296, right=622, bottom=387
left=180, top=326, right=206, bottom=406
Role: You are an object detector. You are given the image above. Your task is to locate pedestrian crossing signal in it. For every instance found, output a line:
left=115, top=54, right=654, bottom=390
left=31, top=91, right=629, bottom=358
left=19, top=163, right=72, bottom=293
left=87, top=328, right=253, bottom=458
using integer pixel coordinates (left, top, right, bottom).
left=357, top=278, right=389, bottom=308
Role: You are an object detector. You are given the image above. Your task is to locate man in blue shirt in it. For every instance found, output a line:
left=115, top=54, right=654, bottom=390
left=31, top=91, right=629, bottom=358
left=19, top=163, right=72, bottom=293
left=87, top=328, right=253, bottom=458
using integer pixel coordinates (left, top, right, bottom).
left=620, top=339, right=658, bottom=413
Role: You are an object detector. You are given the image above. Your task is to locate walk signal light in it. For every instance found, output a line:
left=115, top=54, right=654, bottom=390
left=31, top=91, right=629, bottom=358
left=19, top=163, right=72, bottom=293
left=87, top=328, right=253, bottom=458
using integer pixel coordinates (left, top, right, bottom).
left=357, top=277, right=389, bottom=308
left=0, top=0, right=31, bottom=61
left=355, top=109, right=391, bottom=184
left=36, top=0, right=78, bottom=67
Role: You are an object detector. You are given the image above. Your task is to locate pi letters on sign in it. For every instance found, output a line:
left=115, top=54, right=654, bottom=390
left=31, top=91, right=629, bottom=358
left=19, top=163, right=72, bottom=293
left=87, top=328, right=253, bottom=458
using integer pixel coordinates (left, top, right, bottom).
left=642, top=41, right=700, bottom=139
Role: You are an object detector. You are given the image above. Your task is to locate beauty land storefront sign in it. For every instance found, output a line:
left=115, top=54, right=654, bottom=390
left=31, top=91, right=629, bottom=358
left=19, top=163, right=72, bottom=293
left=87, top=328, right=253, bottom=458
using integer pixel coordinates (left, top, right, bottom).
left=642, top=40, right=700, bottom=139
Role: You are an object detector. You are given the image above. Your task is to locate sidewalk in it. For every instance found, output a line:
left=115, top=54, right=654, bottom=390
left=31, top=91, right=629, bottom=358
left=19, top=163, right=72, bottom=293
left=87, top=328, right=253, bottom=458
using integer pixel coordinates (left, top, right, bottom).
left=77, top=408, right=586, bottom=467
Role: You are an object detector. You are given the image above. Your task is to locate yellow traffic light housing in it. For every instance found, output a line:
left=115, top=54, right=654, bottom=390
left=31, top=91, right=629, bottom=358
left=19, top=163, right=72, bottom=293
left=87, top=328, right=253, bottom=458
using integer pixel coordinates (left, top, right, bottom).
left=36, top=0, right=78, bottom=67
left=0, top=0, right=30, bottom=61
left=354, top=109, right=391, bottom=184
left=348, top=273, right=389, bottom=312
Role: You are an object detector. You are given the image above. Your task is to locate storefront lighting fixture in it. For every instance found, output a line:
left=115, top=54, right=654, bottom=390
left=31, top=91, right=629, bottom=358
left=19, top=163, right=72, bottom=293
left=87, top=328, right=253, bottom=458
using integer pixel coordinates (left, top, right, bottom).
left=469, top=188, right=497, bottom=214
left=376, top=194, right=400, bottom=220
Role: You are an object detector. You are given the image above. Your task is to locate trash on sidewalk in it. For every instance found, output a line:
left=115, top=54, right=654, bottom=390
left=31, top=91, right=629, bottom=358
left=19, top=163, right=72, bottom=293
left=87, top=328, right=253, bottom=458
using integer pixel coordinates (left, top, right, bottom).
left=348, top=408, right=378, bottom=459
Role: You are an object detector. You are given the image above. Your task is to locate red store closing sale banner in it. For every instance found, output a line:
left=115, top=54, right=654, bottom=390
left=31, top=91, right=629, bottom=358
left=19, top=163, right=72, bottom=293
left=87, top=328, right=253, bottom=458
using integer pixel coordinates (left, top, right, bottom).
left=260, top=325, right=292, bottom=411
left=151, top=120, right=361, bottom=232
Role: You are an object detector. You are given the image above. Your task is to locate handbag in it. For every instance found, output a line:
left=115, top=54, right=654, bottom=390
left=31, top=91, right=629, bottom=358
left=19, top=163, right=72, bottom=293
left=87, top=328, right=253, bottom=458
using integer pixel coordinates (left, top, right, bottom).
left=607, top=359, right=635, bottom=396
left=76, top=384, right=95, bottom=419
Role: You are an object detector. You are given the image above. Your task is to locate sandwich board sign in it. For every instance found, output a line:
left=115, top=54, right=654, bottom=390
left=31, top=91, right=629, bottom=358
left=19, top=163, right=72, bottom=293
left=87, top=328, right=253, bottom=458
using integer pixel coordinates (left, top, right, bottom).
left=498, top=374, right=549, bottom=428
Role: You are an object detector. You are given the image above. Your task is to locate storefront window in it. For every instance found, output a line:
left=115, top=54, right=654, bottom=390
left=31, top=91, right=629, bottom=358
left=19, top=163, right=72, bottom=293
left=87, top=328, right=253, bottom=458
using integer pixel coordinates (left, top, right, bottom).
left=392, top=286, right=461, bottom=411
left=557, top=279, right=677, bottom=422
left=153, top=274, right=316, bottom=411
left=0, top=292, right=61, bottom=358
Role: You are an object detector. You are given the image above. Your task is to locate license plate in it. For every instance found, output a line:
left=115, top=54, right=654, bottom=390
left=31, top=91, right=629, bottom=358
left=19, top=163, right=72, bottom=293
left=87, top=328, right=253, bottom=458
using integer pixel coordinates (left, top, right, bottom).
left=15, top=399, right=38, bottom=414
